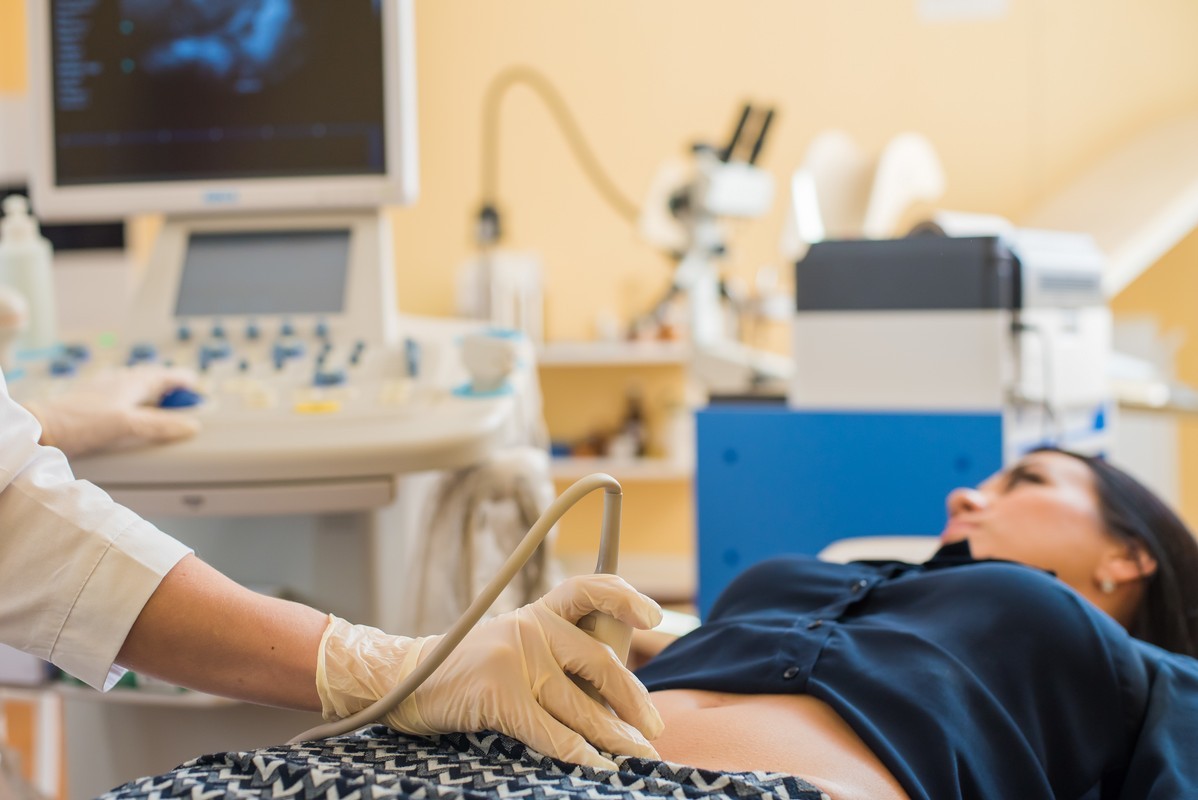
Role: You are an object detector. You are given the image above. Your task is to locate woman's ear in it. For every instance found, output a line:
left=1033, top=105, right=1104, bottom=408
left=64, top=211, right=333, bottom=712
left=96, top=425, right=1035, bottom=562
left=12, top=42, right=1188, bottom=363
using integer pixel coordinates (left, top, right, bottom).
left=1104, top=542, right=1158, bottom=587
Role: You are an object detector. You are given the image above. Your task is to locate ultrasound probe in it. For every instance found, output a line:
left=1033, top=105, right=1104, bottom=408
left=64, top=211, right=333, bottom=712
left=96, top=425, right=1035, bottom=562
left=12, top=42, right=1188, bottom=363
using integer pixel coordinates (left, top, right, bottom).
left=289, top=472, right=631, bottom=743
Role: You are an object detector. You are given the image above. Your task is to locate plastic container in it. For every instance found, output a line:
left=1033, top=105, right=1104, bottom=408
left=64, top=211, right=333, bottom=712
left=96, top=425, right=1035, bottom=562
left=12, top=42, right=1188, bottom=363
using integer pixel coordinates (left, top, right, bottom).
left=0, top=195, right=57, bottom=351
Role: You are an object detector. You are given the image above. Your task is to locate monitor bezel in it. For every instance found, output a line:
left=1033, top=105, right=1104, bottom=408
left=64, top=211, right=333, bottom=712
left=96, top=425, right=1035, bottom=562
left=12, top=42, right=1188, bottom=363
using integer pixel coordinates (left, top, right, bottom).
left=27, top=0, right=419, bottom=222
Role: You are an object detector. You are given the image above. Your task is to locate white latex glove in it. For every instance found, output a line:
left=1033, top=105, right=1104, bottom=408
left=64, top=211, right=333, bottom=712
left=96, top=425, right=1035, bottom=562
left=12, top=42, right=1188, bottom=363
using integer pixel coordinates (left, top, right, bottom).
left=25, top=364, right=201, bottom=457
left=318, top=574, right=665, bottom=770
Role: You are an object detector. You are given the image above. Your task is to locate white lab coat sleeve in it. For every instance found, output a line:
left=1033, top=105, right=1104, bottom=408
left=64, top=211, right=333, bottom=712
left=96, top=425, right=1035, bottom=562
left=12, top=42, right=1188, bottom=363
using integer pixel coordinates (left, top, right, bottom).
left=0, top=372, right=192, bottom=690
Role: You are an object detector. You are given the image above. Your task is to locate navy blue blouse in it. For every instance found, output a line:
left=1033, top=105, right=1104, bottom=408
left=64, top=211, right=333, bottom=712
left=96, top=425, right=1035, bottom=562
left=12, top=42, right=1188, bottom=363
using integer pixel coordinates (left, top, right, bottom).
left=636, top=543, right=1198, bottom=800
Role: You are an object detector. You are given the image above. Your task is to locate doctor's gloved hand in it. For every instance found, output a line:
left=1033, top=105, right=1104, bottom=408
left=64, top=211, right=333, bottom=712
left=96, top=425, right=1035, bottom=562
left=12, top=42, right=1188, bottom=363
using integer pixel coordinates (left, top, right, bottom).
left=25, top=364, right=202, bottom=458
left=317, top=574, right=666, bottom=770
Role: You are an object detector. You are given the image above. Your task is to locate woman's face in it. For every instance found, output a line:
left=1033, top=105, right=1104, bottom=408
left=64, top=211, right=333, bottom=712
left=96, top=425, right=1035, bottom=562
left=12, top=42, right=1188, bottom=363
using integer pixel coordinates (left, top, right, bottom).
left=941, top=451, right=1119, bottom=598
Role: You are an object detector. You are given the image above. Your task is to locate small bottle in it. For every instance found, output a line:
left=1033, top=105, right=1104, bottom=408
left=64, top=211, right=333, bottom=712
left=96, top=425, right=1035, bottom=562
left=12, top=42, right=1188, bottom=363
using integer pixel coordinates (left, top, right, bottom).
left=622, top=388, right=648, bottom=458
left=0, top=195, right=57, bottom=352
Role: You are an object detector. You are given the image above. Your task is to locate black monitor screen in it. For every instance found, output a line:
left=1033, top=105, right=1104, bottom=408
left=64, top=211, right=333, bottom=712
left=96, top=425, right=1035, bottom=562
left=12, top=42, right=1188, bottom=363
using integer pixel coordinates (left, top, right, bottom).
left=50, top=0, right=386, bottom=186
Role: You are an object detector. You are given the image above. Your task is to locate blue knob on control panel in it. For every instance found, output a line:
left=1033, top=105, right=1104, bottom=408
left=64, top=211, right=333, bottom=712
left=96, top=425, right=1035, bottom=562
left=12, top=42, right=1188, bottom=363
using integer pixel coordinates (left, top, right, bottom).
left=62, top=343, right=91, bottom=362
left=280, top=320, right=296, bottom=337
left=404, top=338, right=421, bottom=378
left=272, top=339, right=305, bottom=362
left=176, top=325, right=192, bottom=342
left=315, top=319, right=330, bottom=339
left=245, top=321, right=261, bottom=340
left=129, top=342, right=158, bottom=363
left=158, top=387, right=203, bottom=409
left=200, top=341, right=233, bottom=361
left=313, top=368, right=347, bottom=387
left=211, top=321, right=227, bottom=339
left=49, top=358, right=78, bottom=377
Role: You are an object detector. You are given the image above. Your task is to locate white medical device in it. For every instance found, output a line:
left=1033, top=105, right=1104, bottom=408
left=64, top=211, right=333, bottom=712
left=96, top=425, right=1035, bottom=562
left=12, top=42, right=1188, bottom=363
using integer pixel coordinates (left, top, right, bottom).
left=13, top=210, right=526, bottom=496
left=639, top=104, right=791, bottom=394
left=17, top=0, right=525, bottom=498
left=17, top=4, right=540, bottom=792
left=791, top=229, right=1112, bottom=459
left=640, top=105, right=776, bottom=347
left=26, top=0, right=417, bottom=220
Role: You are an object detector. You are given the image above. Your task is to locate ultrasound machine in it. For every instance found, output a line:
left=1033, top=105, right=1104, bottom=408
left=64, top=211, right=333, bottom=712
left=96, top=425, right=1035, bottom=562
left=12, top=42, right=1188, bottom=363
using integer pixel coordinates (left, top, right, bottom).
left=15, top=2, right=539, bottom=794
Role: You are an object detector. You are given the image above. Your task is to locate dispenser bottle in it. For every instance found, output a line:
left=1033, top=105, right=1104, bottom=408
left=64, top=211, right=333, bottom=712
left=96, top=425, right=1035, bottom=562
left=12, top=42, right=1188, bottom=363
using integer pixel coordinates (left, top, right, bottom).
left=0, top=195, right=57, bottom=351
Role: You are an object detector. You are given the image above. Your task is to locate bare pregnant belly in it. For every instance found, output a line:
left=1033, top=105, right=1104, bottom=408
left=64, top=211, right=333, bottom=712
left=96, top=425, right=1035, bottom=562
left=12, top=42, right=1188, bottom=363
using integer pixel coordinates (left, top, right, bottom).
left=649, top=689, right=910, bottom=800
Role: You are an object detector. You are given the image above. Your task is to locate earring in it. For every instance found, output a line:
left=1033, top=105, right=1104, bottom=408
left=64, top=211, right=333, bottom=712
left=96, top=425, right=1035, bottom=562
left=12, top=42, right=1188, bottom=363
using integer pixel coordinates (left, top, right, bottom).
left=1099, top=578, right=1117, bottom=595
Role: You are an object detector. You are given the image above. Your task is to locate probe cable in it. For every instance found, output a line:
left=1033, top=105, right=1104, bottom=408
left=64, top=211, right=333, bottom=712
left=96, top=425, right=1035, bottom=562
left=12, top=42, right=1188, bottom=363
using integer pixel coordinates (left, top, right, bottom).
left=479, top=65, right=641, bottom=238
left=288, top=473, right=624, bottom=743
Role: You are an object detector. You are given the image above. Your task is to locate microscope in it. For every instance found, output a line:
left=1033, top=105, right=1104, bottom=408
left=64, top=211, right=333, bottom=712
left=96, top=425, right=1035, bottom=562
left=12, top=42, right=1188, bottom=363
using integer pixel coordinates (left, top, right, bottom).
left=638, top=103, right=792, bottom=395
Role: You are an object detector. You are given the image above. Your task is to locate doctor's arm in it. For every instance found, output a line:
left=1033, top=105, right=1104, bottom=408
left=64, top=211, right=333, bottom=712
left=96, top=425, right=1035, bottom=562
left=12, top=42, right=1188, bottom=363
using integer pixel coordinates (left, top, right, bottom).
left=118, top=555, right=665, bottom=769
left=115, top=553, right=327, bottom=710
left=2, top=370, right=662, bottom=766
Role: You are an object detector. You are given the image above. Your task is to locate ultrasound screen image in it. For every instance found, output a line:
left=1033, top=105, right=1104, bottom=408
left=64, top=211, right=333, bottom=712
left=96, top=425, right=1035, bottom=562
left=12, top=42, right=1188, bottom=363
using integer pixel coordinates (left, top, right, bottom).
left=127, top=0, right=307, bottom=96
left=51, top=0, right=386, bottom=185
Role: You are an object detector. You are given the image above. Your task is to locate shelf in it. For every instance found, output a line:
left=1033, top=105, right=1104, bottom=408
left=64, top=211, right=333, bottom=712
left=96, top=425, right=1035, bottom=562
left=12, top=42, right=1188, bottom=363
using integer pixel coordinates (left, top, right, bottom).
left=550, top=456, right=692, bottom=482
left=537, top=340, right=690, bottom=367
left=55, top=683, right=239, bottom=708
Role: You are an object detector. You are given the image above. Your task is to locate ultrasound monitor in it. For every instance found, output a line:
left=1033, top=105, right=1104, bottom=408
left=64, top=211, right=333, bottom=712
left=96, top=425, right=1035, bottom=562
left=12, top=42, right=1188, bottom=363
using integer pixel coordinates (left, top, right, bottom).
left=27, top=0, right=418, bottom=221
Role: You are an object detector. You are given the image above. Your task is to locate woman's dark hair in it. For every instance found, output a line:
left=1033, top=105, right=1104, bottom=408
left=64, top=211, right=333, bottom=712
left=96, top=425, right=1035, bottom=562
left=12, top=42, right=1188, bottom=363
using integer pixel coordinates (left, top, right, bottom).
left=1047, top=448, right=1198, bottom=657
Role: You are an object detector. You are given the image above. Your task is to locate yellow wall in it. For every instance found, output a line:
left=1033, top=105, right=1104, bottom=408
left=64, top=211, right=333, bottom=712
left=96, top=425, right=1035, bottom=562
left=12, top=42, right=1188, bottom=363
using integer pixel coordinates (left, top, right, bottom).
left=0, top=0, right=24, bottom=92
left=391, top=0, right=1198, bottom=338
left=1111, top=230, right=1198, bottom=524
left=5, top=1, right=1198, bottom=558
left=8, top=0, right=1198, bottom=333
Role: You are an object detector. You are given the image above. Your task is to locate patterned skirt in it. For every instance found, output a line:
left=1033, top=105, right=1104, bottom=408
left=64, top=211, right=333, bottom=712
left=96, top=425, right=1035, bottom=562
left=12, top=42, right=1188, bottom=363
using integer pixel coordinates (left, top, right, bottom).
left=102, top=726, right=830, bottom=800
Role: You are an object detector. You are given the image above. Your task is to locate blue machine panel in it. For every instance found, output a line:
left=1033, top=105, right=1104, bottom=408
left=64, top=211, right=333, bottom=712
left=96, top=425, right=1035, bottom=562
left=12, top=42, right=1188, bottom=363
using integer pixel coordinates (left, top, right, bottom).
left=695, top=407, right=1003, bottom=617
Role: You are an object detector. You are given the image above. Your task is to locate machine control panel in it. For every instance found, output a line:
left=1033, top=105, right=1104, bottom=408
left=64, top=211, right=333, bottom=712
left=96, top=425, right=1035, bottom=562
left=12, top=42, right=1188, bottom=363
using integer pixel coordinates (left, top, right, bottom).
left=8, top=212, right=535, bottom=489
left=11, top=317, right=531, bottom=487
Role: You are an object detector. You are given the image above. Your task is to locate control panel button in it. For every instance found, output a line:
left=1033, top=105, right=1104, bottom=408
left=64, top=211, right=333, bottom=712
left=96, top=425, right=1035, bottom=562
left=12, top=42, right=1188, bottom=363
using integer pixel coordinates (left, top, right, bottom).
left=200, top=341, right=233, bottom=361
left=62, top=343, right=91, bottom=362
left=380, top=379, right=413, bottom=405
left=404, top=338, right=420, bottom=377
left=158, top=387, right=203, bottom=408
left=294, top=399, right=341, bottom=415
left=243, top=387, right=277, bottom=409
left=313, top=368, right=347, bottom=387
left=48, top=358, right=78, bottom=377
left=272, top=339, right=305, bottom=362
left=128, top=342, right=158, bottom=364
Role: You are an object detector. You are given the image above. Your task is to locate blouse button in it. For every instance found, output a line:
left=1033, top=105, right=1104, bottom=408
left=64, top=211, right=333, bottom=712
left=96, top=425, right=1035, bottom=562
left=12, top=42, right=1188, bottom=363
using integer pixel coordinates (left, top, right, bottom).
left=850, top=579, right=868, bottom=593
left=782, top=666, right=801, bottom=680
left=806, top=619, right=824, bottom=630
